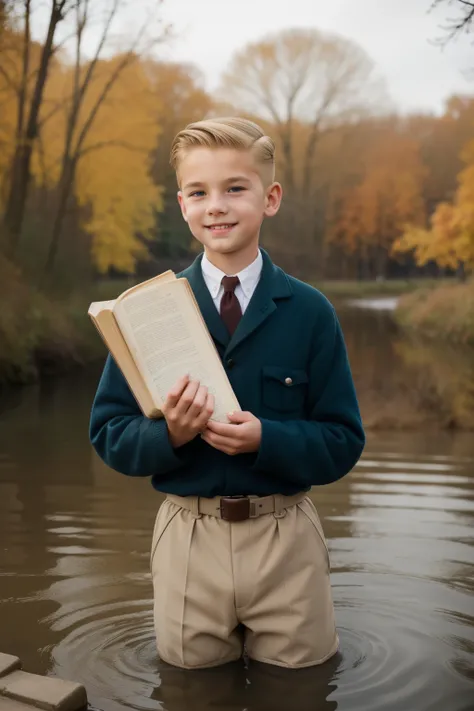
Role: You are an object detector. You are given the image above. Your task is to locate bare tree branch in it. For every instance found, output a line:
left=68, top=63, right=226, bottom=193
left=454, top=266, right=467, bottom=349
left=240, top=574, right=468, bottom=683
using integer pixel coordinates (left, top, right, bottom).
left=51, top=26, right=80, bottom=55
left=220, top=29, right=378, bottom=197
left=77, top=138, right=151, bottom=157
left=0, top=62, right=20, bottom=94
left=74, top=18, right=151, bottom=156
left=16, top=0, right=31, bottom=143
left=37, top=97, right=69, bottom=129
left=75, top=0, right=118, bottom=114
left=431, top=0, right=474, bottom=43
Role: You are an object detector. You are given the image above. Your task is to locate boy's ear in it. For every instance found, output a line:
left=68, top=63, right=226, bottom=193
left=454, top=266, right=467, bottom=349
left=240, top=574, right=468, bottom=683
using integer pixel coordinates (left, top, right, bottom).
left=177, top=191, right=188, bottom=222
left=264, top=182, right=283, bottom=218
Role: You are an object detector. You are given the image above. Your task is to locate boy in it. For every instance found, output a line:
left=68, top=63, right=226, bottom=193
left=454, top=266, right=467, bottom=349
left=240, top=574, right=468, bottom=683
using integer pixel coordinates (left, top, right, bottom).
left=89, top=117, right=365, bottom=670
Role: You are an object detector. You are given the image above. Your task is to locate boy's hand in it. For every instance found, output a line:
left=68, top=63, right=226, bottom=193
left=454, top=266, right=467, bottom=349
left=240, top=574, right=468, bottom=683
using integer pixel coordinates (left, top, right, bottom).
left=163, top=375, right=214, bottom=449
left=201, top=410, right=262, bottom=455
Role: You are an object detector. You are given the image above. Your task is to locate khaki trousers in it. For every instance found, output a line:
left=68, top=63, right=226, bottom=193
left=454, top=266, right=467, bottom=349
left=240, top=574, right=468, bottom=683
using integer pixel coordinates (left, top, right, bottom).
left=150, top=494, right=339, bottom=670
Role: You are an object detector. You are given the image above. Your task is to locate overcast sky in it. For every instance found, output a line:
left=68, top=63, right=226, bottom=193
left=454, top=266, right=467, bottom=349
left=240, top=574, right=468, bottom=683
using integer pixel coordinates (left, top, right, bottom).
left=155, top=0, right=472, bottom=115
left=33, top=0, right=473, bottom=115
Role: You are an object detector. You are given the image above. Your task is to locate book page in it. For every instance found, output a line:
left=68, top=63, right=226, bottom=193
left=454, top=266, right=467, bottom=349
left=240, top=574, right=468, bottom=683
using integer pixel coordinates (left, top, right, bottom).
left=88, top=299, right=115, bottom=318
left=87, top=271, right=177, bottom=419
left=88, top=300, right=162, bottom=418
left=113, top=279, right=240, bottom=422
left=115, top=269, right=176, bottom=304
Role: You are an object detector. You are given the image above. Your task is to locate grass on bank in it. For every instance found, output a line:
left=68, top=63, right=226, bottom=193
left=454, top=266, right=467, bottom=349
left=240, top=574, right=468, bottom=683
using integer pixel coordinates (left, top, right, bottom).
left=0, top=258, right=105, bottom=385
left=395, top=279, right=474, bottom=346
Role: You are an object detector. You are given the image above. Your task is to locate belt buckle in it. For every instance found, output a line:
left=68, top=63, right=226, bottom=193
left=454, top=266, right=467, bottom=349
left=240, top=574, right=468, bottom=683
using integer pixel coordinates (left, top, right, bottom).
left=220, top=496, right=251, bottom=522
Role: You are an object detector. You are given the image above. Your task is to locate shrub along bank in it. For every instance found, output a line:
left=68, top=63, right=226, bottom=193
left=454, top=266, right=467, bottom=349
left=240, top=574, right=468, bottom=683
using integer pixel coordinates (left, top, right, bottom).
left=395, top=279, right=474, bottom=346
left=0, top=258, right=106, bottom=385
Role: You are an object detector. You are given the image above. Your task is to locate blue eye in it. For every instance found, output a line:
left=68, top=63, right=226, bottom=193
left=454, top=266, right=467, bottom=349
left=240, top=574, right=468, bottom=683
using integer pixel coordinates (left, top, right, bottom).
left=189, top=190, right=205, bottom=198
left=229, top=186, right=245, bottom=193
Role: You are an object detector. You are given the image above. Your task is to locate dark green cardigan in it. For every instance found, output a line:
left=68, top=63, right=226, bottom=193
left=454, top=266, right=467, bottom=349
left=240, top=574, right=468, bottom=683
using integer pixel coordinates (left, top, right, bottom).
left=89, top=249, right=365, bottom=497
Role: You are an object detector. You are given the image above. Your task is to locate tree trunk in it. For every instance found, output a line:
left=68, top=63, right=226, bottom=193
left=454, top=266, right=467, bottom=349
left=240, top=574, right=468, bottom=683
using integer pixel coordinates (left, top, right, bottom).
left=16, top=0, right=31, bottom=144
left=359, top=251, right=371, bottom=280
left=43, top=155, right=76, bottom=276
left=2, top=1, right=63, bottom=256
left=302, top=123, right=320, bottom=200
left=456, top=261, right=466, bottom=282
left=376, top=247, right=388, bottom=280
left=279, top=129, right=294, bottom=195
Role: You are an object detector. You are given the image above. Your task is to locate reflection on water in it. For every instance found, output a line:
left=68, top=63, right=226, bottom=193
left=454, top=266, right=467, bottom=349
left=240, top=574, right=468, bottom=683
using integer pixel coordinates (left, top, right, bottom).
left=338, top=303, right=474, bottom=430
left=347, top=297, right=399, bottom=311
left=394, top=338, right=474, bottom=429
left=1, top=305, right=474, bottom=711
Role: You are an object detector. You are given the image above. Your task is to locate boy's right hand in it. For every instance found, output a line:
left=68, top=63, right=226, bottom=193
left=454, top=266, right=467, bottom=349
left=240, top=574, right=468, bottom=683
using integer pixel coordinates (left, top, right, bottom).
left=162, top=374, right=214, bottom=449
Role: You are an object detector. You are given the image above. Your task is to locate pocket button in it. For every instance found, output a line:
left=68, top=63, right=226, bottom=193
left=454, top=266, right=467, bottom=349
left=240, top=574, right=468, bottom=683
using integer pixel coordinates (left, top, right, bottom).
left=284, top=377, right=293, bottom=386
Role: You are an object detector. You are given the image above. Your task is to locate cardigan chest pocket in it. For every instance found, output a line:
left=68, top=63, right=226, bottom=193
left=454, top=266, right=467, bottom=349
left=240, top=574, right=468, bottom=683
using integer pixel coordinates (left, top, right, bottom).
left=262, top=366, right=309, bottom=413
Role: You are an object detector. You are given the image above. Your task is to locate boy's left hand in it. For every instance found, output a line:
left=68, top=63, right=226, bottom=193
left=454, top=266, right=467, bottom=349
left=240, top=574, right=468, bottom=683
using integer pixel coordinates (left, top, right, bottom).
left=201, top=410, right=261, bottom=455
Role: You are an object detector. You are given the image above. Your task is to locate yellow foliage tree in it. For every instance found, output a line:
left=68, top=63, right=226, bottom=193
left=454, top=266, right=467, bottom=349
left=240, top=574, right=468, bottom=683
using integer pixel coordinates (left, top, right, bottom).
left=38, top=55, right=162, bottom=274
left=74, top=56, right=161, bottom=274
left=394, top=138, right=474, bottom=272
left=0, top=39, right=17, bottom=202
left=0, top=27, right=44, bottom=206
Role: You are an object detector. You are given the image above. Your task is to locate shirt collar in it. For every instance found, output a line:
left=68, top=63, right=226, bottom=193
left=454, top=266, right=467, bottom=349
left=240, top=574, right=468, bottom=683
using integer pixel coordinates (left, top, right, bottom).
left=201, top=249, right=263, bottom=299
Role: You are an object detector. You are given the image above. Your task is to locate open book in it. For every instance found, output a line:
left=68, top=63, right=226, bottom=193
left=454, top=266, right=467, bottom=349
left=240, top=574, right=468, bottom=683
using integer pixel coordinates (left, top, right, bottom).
left=88, top=270, right=240, bottom=422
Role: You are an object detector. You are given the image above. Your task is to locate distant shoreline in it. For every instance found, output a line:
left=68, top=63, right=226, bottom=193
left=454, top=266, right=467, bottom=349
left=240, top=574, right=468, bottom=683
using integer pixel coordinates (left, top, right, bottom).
left=2, top=276, right=473, bottom=431
left=313, top=277, right=455, bottom=301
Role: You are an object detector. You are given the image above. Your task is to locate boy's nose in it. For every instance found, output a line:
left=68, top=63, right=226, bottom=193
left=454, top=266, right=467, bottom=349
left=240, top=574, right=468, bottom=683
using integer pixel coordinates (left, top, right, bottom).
left=207, top=198, right=228, bottom=215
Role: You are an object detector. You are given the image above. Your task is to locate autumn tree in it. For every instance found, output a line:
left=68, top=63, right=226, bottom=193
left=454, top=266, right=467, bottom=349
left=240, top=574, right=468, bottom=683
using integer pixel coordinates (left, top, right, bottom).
left=63, top=58, right=162, bottom=275
left=148, top=62, right=211, bottom=262
left=406, top=96, right=474, bottom=220
left=40, top=0, right=168, bottom=277
left=393, top=137, right=474, bottom=275
left=218, top=28, right=385, bottom=270
left=0, top=0, right=170, bottom=280
left=1, top=0, right=75, bottom=257
left=331, top=122, right=426, bottom=279
left=0, top=0, right=9, bottom=33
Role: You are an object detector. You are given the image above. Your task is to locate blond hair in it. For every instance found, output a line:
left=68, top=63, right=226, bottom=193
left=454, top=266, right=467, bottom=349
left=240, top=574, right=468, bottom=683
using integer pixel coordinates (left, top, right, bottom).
left=170, top=116, right=276, bottom=185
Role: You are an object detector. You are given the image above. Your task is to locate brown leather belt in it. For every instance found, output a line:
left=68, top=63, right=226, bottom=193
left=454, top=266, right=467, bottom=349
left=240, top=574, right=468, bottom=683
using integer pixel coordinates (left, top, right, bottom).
left=166, top=492, right=307, bottom=522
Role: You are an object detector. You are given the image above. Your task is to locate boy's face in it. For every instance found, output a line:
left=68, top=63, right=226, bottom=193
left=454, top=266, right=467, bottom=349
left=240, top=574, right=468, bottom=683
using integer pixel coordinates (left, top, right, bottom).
left=177, top=147, right=282, bottom=264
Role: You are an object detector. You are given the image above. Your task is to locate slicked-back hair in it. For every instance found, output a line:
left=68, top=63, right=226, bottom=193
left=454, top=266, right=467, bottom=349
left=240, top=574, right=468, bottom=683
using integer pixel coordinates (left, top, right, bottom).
left=170, top=116, right=276, bottom=185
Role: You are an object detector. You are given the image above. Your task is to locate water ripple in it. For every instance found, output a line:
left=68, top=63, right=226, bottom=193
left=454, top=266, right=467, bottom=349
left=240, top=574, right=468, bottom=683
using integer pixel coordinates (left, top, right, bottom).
left=40, top=567, right=474, bottom=711
left=2, top=419, right=474, bottom=711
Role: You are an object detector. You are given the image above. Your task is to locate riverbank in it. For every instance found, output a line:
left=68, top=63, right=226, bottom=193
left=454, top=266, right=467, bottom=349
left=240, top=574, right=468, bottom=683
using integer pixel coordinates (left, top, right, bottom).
left=0, top=273, right=441, bottom=386
left=395, top=279, right=474, bottom=346
left=2, top=271, right=474, bottom=431
left=0, top=258, right=108, bottom=385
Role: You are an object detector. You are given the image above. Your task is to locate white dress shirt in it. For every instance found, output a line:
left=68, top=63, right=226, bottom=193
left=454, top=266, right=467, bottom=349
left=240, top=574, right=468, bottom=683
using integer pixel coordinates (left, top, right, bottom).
left=201, top=249, right=263, bottom=315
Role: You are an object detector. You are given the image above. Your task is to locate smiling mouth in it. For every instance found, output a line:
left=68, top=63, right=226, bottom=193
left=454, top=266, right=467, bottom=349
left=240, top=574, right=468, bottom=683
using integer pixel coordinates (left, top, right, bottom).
left=206, top=223, right=237, bottom=231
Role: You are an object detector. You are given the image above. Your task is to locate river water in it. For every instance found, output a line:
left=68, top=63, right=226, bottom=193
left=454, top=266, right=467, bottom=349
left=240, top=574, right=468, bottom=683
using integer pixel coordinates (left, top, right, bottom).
left=0, top=300, right=473, bottom=711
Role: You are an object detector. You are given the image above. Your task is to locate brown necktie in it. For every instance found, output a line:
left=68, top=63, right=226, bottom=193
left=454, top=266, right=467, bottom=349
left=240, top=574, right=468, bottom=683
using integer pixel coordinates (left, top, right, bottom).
left=220, top=276, right=242, bottom=335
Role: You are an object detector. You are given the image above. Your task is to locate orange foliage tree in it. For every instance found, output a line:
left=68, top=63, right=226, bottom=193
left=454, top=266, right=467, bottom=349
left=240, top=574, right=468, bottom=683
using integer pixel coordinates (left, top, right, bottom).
left=331, top=124, right=426, bottom=278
